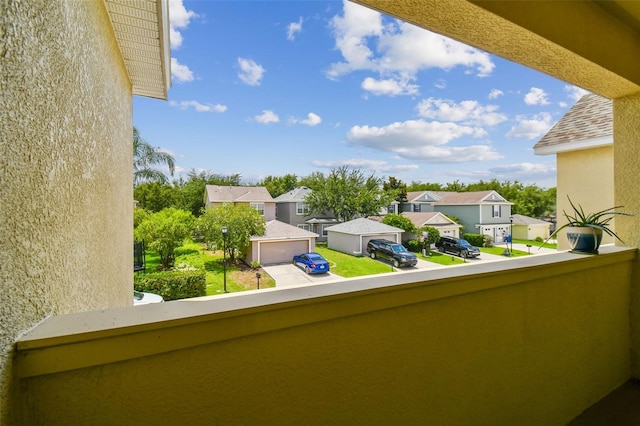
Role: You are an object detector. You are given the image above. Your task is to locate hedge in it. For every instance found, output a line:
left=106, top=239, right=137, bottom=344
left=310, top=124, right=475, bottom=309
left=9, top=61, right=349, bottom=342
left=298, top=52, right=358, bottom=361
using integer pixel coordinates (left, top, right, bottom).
left=134, top=270, right=206, bottom=301
left=462, top=233, right=491, bottom=247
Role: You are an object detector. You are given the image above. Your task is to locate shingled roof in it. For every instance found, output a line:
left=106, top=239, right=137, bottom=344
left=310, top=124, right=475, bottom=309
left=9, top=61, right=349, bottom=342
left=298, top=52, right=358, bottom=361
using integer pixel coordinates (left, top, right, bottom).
left=534, top=94, right=612, bottom=155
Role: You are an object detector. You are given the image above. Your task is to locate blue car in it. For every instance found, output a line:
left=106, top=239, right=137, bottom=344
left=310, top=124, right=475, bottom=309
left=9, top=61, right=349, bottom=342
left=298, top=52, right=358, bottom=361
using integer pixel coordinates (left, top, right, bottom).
left=293, top=252, right=330, bottom=275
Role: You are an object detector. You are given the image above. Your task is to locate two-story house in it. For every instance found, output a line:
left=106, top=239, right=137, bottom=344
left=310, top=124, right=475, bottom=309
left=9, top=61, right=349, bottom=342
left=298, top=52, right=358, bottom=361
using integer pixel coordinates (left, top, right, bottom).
left=274, top=186, right=338, bottom=242
left=204, top=185, right=276, bottom=221
left=401, top=190, right=513, bottom=243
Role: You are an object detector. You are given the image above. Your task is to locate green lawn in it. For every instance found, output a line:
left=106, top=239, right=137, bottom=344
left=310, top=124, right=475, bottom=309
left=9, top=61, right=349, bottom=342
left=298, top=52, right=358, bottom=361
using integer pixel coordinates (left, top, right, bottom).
left=139, top=240, right=275, bottom=296
left=513, top=238, right=557, bottom=249
left=480, top=246, right=529, bottom=257
left=315, top=245, right=395, bottom=276
left=419, top=251, right=467, bottom=265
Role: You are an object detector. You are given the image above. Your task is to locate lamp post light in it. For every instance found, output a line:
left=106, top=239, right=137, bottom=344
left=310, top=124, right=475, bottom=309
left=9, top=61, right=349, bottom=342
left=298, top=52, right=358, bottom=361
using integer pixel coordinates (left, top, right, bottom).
left=256, top=272, right=261, bottom=289
left=509, top=216, right=514, bottom=255
left=221, top=226, right=228, bottom=293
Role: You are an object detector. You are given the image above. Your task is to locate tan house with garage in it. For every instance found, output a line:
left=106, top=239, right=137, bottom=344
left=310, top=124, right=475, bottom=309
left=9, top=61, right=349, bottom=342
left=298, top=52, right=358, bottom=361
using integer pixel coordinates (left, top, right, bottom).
left=204, top=185, right=276, bottom=221
left=247, top=220, right=318, bottom=265
left=534, top=93, right=613, bottom=250
left=510, top=214, right=553, bottom=241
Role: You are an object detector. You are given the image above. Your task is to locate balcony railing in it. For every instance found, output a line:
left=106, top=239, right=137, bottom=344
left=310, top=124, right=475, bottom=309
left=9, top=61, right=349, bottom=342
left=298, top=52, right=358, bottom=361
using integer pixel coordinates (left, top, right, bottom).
left=14, top=246, right=636, bottom=425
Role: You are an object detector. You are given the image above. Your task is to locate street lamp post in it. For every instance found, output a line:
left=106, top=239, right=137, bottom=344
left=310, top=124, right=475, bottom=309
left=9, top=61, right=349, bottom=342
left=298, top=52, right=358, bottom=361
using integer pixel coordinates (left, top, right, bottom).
left=221, top=226, right=227, bottom=293
left=509, top=216, right=514, bottom=255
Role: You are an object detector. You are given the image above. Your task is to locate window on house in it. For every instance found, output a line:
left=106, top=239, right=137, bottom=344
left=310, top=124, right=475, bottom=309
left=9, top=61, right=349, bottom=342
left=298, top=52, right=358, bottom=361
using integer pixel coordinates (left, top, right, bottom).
left=492, top=205, right=501, bottom=218
left=297, top=224, right=310, bottom=231
left=251, top=203, right=265, bottom=216
left=387, top=204, right=395, bottom=214
left=296, top=203, right=310, bottom=215
left=321, top=225, right=330, bottom=237
left=413, top=204, right=420, bottom=212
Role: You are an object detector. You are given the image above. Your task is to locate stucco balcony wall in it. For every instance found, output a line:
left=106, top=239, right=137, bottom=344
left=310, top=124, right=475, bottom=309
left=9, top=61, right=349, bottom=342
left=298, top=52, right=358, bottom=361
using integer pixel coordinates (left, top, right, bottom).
left=14, top=247, right=635, bottom=425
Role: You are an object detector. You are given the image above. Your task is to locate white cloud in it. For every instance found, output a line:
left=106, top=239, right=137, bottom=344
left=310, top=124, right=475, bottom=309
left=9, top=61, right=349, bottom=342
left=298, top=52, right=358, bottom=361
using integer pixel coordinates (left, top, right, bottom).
left=291, top=112, right=322, bottom=126
left=255, top=110, right=279, bottom=124
left=434, top=79, right=447, bottom=89
left=361, top=77, right=419, bottom=96
left=311, top=158, right=419, bottom=173
left=488, top=89, right=504, bottom=99
left=169, top=100, right=227, bottom=113
left=488, top=162, right=556, bottom=176
left=238, top=58, right=265, bottom=86
left=416, top=98, right=507, bottom=127
left=171, top=57, right=194, bottom=83
left=327, top=1, right=495, bottom=88
left=524, top=87, right=550, bottom=106
left=506, top=112, right=553, bottom=139
left=287, top=17, right=303, bottom=41
left=564, top=85, right=591, bottom=102
left=169, top=0, right=197, bottom=50
left=346, top=119, right=502, bottom=163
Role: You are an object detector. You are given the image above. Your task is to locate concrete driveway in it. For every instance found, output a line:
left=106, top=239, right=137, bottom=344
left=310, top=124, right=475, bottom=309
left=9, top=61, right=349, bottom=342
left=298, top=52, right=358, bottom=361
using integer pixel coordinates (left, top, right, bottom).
left=262, top=264, right=341, bottom=288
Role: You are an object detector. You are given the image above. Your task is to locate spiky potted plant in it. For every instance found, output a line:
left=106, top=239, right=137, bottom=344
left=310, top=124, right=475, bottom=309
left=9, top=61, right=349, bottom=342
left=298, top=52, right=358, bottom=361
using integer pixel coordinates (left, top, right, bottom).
left=551, top=196, right=633, bottom=254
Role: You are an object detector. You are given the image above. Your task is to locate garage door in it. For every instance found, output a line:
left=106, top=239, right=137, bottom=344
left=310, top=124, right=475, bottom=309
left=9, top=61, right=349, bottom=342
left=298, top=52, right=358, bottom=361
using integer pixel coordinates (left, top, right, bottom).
left=260, top=240, right=310, bottom=265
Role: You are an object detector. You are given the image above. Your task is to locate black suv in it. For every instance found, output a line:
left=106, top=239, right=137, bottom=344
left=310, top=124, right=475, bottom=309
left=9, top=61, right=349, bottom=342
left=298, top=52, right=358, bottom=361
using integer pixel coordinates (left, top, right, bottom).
left=436, top=236, right=481, bottom=258
left=366, top=239, right=418, bottom=268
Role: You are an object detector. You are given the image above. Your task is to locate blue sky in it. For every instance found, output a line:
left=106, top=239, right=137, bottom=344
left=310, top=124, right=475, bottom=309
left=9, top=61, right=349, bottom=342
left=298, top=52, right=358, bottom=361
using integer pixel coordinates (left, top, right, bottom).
left=133, top=0, right=589, bottom=189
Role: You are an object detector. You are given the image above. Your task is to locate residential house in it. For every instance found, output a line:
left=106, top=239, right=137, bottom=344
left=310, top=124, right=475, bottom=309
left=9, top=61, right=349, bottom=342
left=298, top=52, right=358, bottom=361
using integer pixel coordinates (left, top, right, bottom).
left=246, top=220, right=318, bottom=265
left=510, top=214, right=553, bottom=241
left=401, top=212, right=462, bottom=240
left=5, top=1, right=640, bottom=425
left=274, top=186, right=338, bottom=242
left=325, top=218, right=404, bottom=256
left=534, top=93, right=613, bottom=250
left=434, top=191, right=513, bottom=243
left=204, top=185, right=276, bottom=221
left=402, top=190, right=513, bottom=243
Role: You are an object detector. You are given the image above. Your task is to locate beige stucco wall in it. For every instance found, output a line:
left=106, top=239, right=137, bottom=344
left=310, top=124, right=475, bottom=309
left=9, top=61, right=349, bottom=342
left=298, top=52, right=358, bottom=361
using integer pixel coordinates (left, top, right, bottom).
left=556, top=146, right=614, bottom=250
left=14, top=249, right=634, bottom=425
left=0, top=0, right=133, bottom=421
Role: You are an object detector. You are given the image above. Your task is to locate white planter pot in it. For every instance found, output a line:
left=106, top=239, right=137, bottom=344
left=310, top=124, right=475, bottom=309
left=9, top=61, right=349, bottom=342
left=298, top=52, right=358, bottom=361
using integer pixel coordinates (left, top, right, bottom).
left=566, top=226, right=603, bottom=254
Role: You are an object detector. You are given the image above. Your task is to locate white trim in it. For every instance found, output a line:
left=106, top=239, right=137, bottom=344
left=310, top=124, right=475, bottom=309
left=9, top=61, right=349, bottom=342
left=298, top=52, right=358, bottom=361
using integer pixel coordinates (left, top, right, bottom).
left=534, top=135, right=612, bottom=155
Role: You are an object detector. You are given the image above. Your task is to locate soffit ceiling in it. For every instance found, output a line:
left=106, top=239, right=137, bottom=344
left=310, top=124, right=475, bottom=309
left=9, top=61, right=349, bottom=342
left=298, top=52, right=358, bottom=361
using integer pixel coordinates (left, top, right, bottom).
left=104, top=0, right=171, bottom=100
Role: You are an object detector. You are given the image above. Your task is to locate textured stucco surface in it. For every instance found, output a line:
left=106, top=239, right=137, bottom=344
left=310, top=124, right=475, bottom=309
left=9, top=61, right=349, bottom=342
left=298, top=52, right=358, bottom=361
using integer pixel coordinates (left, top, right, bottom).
left=556, top=146, right=614, bottom=250
left=16, top=250, right=633, bottom=425
left=0, top=0, right=133, bottom=421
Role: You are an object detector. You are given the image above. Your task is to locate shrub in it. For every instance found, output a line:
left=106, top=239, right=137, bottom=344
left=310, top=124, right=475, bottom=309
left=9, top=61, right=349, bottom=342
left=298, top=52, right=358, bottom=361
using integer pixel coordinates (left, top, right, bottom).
left=462, top=233, right=485, bottom=247
left=134, top=270, right=206, bottom=301
left=250, top=260, right=260, bottom=269
left=403, top=239, right=422, bottom=252
left=535, top=236, right=543, bottom=242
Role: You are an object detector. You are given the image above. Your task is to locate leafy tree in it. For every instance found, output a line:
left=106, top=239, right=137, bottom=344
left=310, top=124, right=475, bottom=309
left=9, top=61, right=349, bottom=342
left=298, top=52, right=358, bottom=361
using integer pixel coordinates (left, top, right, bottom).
left=259, top=174, right=299, bottom=198
left=133, top=127, right=175, bottom=185
left=174, top=169, right=241, bottom=217
left=199, top=204, right=266, bottom=263
left=383, top=176, right=408, bottom=204
left=134, top=182, right=178, bottom=212
left=298, top=171, right=326, bottom=191
left=419, top=226, right=441, bottom=255
left=407, top=181, right=444, bottom=191
left=304, top=167, right=394, bottom=222
left=382, top=214, right=416, bottom=233
left=133, top=208, right=149, bottom=229
left=134, top=208, right=195, bottom=269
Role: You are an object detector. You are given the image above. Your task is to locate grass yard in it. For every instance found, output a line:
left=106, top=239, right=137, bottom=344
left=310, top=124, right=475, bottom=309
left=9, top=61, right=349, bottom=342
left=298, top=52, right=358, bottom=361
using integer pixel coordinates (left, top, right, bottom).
left=419, top=251, right=467, bottom=265
left=514, top=238, right=557, bottom=249
left=140, top=240, right=275, bottom=296
left=480, top=246, right=530, bottom=257
left=315, top=245, right=395, bottom=276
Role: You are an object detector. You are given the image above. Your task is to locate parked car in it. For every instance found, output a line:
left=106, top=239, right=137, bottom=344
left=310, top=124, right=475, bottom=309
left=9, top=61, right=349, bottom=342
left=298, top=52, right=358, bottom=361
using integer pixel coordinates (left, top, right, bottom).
left=436, top=236, right=481, bottom=258
left=293, top=252, right=330, bottom=274
left=133, top=290, right=164, bottom=306
left=365, top=239, right=418, bottom=268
